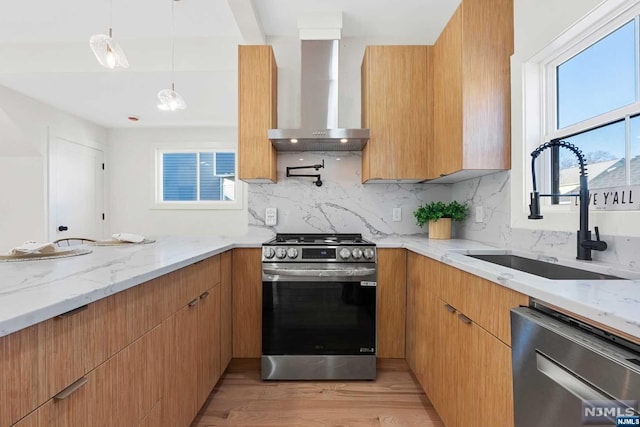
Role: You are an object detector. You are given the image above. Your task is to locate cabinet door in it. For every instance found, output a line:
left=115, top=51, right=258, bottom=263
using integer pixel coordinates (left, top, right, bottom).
left=173, top=303, right=200, bottom=426
left=220, top=251, right=233, bottom=370
left=433, top=6, right=463, bottom=178
left=232, top=248, right=262, bottom=357
left=197, top=285, right=221, bottom=408
left=405, top=252, right=421, bottom=372
left=362, top=46, right=432, bottom=181
left=376, top=249, right=406, bottom=358
left=238, top=45, right=278, bottom=182
left=45, top=305, right=91, bottom=399
left=1, top=323, right=46, bottom=427
left=458, top=319, right=514, bottom=427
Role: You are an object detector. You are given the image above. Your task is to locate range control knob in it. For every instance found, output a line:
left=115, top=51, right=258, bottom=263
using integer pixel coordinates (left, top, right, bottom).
left=263, top=247, right=275, bottom=259
left=363, top=248, right=375, bottom=260
left=339, top=248, right=351, bottom=260
left=275, top=247, right=287, bottom=259
left=351, top=248, right=363, bottom=259
left=287, top=248, right=299, bottom=259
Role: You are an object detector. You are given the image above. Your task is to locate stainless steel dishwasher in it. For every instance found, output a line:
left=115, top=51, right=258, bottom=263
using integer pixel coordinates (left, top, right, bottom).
left=511, top=304, right=640, bottom=427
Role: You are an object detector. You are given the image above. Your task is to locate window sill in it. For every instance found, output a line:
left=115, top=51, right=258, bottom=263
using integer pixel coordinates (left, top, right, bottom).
left=151, top=201, right=243, bottom=211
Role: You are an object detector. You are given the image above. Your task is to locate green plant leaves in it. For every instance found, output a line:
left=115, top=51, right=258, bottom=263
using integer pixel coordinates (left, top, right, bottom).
left=413, top=201, right=469, bottom=227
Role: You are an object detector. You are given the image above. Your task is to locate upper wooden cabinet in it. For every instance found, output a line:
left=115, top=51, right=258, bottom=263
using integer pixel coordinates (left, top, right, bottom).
left=431, top=0, right=513, bottom=182
left=361, top=45, right=433, bottom=183
left=238, top=45, right=278, bottom=183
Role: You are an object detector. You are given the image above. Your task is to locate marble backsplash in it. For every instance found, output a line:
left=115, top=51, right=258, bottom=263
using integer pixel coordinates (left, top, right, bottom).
left=247, top=151, right=451, bottom=239
left=248, top=153, right=640, bottom=271
left=451, top=171, right=640, bottom=272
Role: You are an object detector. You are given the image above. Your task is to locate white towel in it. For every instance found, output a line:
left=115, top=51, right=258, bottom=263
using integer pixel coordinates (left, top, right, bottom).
left=8, top=241, right=56, bottom=255
left=112, top=232, right=145, bottom=243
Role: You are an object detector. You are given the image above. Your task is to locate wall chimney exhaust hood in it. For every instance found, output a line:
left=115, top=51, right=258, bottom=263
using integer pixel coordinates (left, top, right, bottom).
left=268, top=38, right=370, bottom=151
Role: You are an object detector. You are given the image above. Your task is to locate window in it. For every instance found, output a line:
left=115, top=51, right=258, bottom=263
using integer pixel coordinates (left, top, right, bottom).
left=156, top=149, right=240, bottom=208
left=544, top=9, right=640, bottom=203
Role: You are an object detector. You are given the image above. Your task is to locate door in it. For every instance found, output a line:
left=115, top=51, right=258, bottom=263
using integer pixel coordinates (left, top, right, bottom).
left=49, top=136, right=104, bottom=241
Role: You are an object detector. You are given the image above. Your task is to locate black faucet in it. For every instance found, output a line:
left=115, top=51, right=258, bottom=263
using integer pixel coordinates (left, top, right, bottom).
left=528, top=139, right=607, bottom=261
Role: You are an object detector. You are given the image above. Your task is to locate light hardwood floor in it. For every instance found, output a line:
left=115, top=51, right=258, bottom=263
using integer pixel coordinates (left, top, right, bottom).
left=191, top=359, right=444, bottom=427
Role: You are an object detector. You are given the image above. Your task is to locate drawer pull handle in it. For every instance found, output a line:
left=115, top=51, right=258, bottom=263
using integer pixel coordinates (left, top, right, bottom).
left=188, top=298, right=200, bottom=307
left=54, top=377, right=88, bottom=400
left=200, top=291, right=210, bottom=300
left=457, top=313, right=472, bottom=324
left=56, top=305, right=88, bottom=319
left=443, top=304, right=456, bottom=313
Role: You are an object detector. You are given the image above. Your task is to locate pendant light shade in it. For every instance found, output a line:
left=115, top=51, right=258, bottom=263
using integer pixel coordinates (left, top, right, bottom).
left=157, top=0, right=186, bottom=111
left=158, top=83, right=187, bottom=111
left=89, top=29, right=129, bottom=69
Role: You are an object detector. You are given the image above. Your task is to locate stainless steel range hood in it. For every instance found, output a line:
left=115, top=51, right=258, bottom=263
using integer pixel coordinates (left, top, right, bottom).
left=268, top=40, right=369, bottom=151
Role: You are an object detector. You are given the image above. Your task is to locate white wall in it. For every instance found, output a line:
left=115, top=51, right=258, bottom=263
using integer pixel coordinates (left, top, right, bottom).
left=0, top=85, right=107, bottom=250
left=510, top=0, right=640, bottom=236
left=107, top=127, right=249, bottom=237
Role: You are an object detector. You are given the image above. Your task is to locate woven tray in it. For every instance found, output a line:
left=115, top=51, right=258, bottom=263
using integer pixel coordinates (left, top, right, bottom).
left=0, top=248, right=92, bottom=262
left=90, top=238, right=156, bottom=246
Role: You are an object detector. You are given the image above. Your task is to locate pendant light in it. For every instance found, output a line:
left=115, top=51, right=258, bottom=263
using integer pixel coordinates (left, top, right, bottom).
left=89, top=0, right=129, bottom=69
left=157, top=0, right=186, bottom=111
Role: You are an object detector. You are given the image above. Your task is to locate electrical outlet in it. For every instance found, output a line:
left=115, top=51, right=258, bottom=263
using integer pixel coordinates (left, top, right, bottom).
left=265, top=208, right=277, bottom=226
left=392, top=207, right=402, bottom=222
left=475, top=206, right=484, bottom=223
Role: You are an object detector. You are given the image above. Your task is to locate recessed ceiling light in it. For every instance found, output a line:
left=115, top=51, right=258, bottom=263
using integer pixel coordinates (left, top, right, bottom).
left=340, top=138, right=348, bottom=143
left=127, top=115, right=140, bottom=122
left=291, top=139, right=298, bottom=143
left=299, top=158, right=304, bottom=161
left=336, top=158, right=341, bottom=161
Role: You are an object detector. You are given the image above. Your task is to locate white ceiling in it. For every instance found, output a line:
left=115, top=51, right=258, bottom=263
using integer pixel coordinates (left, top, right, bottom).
left=0, top=0, right=460, bottom=129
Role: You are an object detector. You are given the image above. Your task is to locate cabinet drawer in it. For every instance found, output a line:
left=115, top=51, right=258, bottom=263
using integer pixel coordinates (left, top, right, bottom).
left=441, top=263, right=527, bottom=346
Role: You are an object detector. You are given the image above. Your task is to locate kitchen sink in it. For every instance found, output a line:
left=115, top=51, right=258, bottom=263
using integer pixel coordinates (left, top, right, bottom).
left=465, top=254, right=626, bottom=280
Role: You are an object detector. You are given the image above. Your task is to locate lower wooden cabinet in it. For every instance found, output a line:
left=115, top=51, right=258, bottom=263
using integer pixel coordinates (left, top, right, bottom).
left=6, top=253, right=226, bottom=427
left=220, top=251, right=233, bottom=369
left=376, top=249, right=407, bottom=358
left=197, top=284, right=222, bottom=409
left=407, top=251, right=524, bottom=427
left=232, top=248, right=262, bottom=357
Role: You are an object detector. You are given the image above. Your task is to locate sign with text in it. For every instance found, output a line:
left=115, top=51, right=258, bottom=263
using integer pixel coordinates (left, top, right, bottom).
left=570, top=185, right=640, bottom=211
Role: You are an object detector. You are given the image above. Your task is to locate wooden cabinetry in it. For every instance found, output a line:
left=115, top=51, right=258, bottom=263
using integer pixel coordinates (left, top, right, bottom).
left=220, top=250, right=233, bottom=370
left=238, top=45, right=278, bottom=183
left=406, top=251, right=526, bottom=427
left=232, top=248, right=262, bottom=357
left=4, top=253, right=224, bottom=427
left=361, top=46, right=433, bottom=182
left=431, top=0, right=513, bottom=182
left=376, top=249, right=407, bottom=358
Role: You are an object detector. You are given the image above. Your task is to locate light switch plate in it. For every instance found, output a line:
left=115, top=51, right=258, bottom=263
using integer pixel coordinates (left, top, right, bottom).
left=475, top=206, right=484, bottom=223
left=392, top=207, right=402, bottom=222
left=265, top=207, right=277, bottom=226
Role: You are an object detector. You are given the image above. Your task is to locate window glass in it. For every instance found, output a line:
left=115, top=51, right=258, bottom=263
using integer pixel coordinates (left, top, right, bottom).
left=557, top=20, right=636, bottom=129
left=162, top=153, right=197, bottom=201
left=629, top=115, right=640, bottom=185
left=160, top=151, right=236, bottom=203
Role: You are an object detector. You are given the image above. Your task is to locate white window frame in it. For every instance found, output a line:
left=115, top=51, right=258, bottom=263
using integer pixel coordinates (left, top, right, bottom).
left=533, top=0, right=640, bottom=213
left=152, top=143, right=243, bottom=210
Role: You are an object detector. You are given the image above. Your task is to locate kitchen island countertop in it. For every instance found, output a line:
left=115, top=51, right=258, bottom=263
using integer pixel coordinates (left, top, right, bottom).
left=1, top=231, right=639, bottom=340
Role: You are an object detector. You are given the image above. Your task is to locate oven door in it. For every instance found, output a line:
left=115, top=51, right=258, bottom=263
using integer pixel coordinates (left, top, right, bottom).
left=262, top=263, right=377, bottom=357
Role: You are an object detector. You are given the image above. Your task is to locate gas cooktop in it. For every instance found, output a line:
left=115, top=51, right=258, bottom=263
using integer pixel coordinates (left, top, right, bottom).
left=262, top=233, right=376, bottom=262
left=265, top=233, right=373, bottom=246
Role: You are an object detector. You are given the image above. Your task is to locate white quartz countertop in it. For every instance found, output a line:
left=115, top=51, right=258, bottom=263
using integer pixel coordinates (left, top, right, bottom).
left=0, top=233, right=270, bottom=337
left=376, top=235, right=640, bottom=339
left=2, top=231, right=639, bottom=341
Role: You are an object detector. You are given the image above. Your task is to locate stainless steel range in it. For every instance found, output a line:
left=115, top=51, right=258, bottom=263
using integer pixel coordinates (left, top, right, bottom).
left=261, top=233, right=377, bottom=380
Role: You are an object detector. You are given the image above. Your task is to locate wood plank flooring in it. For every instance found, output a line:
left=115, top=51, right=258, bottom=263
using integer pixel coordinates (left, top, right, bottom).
left=191, top=359, right=444, bottom=427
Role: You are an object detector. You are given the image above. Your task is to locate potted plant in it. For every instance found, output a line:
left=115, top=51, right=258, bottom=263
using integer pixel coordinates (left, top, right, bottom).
left=413, top=201, right=469, bottom=239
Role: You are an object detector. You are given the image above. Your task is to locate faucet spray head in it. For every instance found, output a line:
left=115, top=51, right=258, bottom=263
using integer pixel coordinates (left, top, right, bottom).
left=528, top=192, right=543, bottom=219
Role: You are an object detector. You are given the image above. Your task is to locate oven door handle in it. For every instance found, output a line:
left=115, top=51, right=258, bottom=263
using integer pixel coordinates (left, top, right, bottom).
left=263, top=266, right=377, bottom=278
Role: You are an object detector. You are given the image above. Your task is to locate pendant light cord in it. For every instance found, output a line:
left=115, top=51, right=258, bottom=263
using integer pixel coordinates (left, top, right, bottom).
left=109, top=0, right=113, bottom=32
left=171, top=0, right=175, bottom=87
